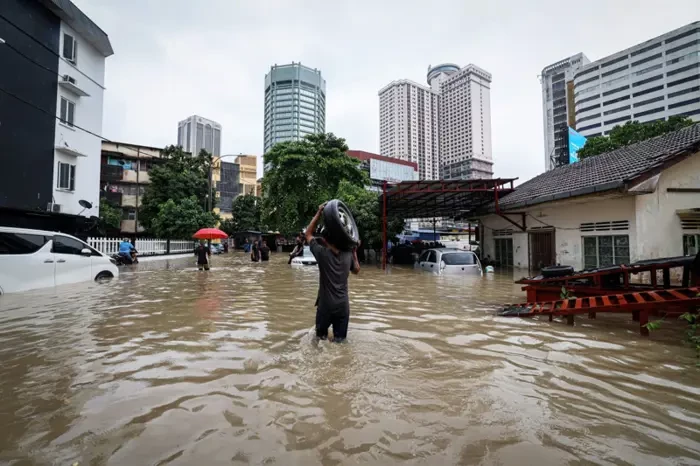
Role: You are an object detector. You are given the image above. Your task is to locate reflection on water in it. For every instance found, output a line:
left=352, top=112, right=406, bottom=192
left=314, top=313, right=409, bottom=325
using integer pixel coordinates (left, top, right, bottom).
left=1, top=253, right=700, bottom=465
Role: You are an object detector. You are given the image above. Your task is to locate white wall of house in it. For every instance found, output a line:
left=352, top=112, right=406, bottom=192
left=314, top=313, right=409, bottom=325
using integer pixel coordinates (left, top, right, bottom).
left=52, top=22, right=106, bottom=217
left=480, top=151, right=700, bottom=271
left=635, top=153, right=700, bottom=259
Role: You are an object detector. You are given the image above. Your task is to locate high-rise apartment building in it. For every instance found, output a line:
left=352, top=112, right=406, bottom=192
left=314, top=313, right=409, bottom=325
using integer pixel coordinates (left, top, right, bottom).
left=573, top=22, right=700, bottom=139
left=378, top=80, right=439, bottom=179
left=541, top=53, right=590, bottom=171
left=264, top=63, right=326, bottom=154
left=378, top=63, right=493, bottom=180
left=177, top=115, right=222, bottom=157
left=438, top=65, right=493, bottom=180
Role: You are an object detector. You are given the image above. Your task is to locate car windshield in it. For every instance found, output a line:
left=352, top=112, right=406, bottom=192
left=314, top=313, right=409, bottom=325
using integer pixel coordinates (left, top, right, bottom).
left=442, top=252, right=477, bottom=265
left=303, top=246, right=312, bottom=257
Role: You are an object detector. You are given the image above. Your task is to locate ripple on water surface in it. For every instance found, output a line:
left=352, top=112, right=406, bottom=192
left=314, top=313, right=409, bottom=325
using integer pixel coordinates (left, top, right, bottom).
left=0, top=254, right=699, bottom=465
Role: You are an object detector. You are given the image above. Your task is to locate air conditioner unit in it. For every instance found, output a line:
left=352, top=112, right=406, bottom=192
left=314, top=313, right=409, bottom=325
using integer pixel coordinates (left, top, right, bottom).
left=62, top=74, right=76, bottom=85
left=47, top=203, right=62, bottom=213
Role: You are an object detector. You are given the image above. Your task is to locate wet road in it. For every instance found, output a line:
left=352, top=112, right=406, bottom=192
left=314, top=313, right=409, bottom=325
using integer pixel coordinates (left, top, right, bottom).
left=1, top=253, right=700, bottom=465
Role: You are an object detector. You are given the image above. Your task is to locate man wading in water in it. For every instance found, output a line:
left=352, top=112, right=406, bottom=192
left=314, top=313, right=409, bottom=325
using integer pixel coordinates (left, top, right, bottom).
left=306, top=202, right=360, bottom=343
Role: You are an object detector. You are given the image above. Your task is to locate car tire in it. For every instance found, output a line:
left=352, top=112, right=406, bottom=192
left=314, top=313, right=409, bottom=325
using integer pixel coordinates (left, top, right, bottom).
left=95, top=271, right=114, bottom=281
left=541, top=265, right=574, bottom=278
left=322, top=199, right=359, bottom=250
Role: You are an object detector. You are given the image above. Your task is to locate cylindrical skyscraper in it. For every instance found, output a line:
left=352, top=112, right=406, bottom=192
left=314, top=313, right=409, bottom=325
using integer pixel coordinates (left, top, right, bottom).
left=264, top=62, right=326, bottom=154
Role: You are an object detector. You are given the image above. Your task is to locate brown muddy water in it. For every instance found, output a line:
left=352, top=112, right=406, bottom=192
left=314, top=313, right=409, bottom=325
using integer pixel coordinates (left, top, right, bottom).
left=1, top=253, right=699, bottom=465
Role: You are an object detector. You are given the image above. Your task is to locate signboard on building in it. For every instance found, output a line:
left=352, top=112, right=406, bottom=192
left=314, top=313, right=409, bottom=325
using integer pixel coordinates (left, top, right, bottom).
left=369, top=158, right=418, bottom=182
left=568, top=127, right=587, bottom=164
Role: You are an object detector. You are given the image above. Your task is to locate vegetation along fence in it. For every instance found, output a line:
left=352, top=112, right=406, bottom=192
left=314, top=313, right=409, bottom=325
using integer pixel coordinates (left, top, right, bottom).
left=87, top=237, right=195, bottom=256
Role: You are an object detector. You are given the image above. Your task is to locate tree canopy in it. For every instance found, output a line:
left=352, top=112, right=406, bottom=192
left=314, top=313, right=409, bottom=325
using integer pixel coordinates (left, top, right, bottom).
left=336, top=181, right=404, bottom=249
left=140, top=146, right=213, bottom=234
left=230, top=194, right=262, bottom=232
left=261, top=133, right=368, bottom=236
left=577, top=116, right=694, bottom=160
left=98, top=199, right=122, bottom=235
left=150, top=196, right=218, bottom=239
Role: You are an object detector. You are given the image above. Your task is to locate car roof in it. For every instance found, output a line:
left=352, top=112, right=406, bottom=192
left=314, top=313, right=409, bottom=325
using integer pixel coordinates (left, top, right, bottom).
left=425, top=248, right=473, bottom=253
left=0, top=226, right=77, bottom=237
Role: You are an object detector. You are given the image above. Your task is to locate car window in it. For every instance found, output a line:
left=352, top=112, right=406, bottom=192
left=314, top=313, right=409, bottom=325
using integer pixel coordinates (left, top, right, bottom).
left=442, top=252, right=477, bottom=265
left=0, top=232, right=50, bottom=255
left=419, top=251, right=430, bottom=262
left=427, top=251, right=437, bottom=263
left=53, top=235, right=88, bottom=255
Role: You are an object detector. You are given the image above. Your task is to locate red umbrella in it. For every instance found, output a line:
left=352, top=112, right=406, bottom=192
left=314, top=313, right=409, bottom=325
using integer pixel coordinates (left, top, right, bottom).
left=193, top=228, right=228, bottom=240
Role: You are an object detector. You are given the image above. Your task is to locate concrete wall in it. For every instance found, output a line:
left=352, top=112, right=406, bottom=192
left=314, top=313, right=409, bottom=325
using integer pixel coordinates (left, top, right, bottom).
left=635, top=152, right=700, bottom=259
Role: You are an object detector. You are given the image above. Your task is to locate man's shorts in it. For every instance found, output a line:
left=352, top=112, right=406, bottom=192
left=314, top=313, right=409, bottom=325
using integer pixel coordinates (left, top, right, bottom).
left=315, top=302, right=350, bottom=342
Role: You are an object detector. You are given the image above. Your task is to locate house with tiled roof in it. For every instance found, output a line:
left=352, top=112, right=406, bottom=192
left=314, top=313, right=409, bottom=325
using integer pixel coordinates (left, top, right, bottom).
left=477, top=123, right=700, bottom=270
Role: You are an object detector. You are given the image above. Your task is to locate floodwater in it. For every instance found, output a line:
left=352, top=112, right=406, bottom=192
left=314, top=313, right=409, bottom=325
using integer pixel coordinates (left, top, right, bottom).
left=1, top=253, right=700, bottom=466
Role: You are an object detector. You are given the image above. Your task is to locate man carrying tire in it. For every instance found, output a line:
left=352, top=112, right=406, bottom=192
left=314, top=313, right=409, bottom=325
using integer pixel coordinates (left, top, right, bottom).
left=305, top=202, right=360, bottom=343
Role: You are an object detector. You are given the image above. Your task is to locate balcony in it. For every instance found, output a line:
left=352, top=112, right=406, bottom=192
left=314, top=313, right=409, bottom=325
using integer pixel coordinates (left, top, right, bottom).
left=102, top=164, right=124, bottom=183
left=121, top=194, right=141, bottom=207
left=120, top=219, right=145, bottom=233
left=101, top=191, right=122, bottom=205
left=121, top=170, right=150, bottom=183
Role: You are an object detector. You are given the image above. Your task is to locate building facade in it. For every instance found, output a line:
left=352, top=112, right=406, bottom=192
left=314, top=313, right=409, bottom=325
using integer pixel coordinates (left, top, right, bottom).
left=0, top=0, right=112, bottom=221
left=177, top=115, right=222, bottom=157
left=378, top=63, right=493, bottom=181
left=574, top=22, right=700, bottom=139
left=264, top=63, right=326, bottom=154
left=346, top=150, right=418, bottom=191
left=378, top=80, right=439, bottom=179
left=236, top=155, right=259, bottom=196
left=100, top=141, right=173, bottom=234
left=216, top=160, right=241, bottom=219
left=541, top=53, right=590, bottom=171
left=477, top=124, right=700, bottom=270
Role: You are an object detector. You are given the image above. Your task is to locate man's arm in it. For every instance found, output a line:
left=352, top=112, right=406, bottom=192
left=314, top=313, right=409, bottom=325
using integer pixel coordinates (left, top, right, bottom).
left=305, top=203, right=326, bottom=244
left=351, top=241, right=360, bottom=275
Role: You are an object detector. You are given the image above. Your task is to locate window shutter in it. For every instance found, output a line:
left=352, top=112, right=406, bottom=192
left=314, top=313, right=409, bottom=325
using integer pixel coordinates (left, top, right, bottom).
left=63, top=34, right=74, bottom=60
left=67, top=101, right=74, bottom=126
left=57, top=161, right=61, bottom=188
left=60, top=98, right=67, bottom=122
left=69, top=165, right=76, bottom=191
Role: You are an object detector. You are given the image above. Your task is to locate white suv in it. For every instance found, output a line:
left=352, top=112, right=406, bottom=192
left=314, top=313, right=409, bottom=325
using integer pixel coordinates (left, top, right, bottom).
left=0, top=227, right=119, bottom=295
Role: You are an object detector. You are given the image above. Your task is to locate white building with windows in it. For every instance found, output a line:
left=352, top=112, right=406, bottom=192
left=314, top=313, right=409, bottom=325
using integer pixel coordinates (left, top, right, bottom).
left=540, top=53, right=590, bottom=171
left=378, top=63, right=493, bottom=180
left=476, top=124, right=700, bottom=270
left=177, top=115, right=222, bottom=157
left=574, top=22, right=700, bottom=139
left=51, top=4, right=113, bottom=217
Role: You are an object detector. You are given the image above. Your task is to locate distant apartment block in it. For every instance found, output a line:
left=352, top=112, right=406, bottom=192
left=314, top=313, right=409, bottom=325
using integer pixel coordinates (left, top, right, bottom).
left=573, top=22, right=700, bottom=139
left=541, top=53, right=590, bottom=171
left=177, top=115, right=222, bottom=157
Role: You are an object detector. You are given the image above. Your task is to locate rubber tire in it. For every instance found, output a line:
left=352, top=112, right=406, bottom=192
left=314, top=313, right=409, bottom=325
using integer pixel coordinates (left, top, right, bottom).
left=95, top=271, right=114, bottom=281
left=322, top=199, right=359, bottom=250
left=541, top=265, right=574, bottom=278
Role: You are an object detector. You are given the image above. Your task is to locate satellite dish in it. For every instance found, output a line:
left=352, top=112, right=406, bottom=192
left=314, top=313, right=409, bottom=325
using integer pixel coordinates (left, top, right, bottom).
left=77, top=199, right=93, bottom=216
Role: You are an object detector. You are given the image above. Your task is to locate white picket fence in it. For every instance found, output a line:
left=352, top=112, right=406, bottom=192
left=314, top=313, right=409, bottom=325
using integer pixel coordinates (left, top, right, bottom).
left=88, top=237, right=195, bottom=257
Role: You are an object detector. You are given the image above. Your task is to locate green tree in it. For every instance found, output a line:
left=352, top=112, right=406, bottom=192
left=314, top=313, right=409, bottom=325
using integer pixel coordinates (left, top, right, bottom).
left=150, top=196, right=218, bottom=239
left=336, top=181, right=404, bottom=250
left=261, top=133, right=367, bottom=236
left=98, top=199, right=122, bottom=234
left=231, top=194, right=261, bottom=232
left=140, top=146, right=213, bottom=231
left=577, top=116, right=695, bottom=160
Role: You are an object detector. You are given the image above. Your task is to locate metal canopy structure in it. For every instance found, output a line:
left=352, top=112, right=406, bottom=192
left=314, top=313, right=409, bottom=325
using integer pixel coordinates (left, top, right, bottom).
left=378, top=178, right=517, bottom=269
left=379, top=179, right=516, bottom=218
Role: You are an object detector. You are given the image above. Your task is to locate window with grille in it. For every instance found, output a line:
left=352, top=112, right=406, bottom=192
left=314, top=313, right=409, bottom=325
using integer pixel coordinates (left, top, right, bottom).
left=580, top=220, right=629, bottom=232
left=494, top=238, right=513, bottom=267
left=583, top=235, right=630, bottom=269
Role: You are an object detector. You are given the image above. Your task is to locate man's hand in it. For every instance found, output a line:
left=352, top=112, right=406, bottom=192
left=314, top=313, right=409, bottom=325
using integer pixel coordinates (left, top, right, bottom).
left=318, top=202, right=327, bottom=212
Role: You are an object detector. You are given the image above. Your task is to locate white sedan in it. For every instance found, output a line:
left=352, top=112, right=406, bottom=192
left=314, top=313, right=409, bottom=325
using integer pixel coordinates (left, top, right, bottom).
left=418, top=249, right=482, bottom=275
left=0, top=227, right=118, bottom=295
left=290, top=246, right=317, bottom=267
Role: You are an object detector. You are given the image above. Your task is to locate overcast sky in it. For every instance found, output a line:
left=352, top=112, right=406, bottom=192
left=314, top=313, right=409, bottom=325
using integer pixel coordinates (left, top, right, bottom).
left=74, top=0, right=698, bottom=182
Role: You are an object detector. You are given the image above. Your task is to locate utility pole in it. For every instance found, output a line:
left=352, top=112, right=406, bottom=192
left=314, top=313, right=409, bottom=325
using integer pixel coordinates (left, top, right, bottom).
left=135, top=146, right=140, bottom=234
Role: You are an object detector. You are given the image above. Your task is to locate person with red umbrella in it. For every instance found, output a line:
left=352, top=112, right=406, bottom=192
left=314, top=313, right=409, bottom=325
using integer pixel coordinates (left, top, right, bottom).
left=192, top=228, right=228, bottom=271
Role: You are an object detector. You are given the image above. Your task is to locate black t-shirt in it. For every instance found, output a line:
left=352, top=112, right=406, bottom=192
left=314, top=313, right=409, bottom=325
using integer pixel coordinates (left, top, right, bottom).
left=260, top=245, right=270, bottom=261
left=310, top=238, right=357, bottom=309
left=196, top=245, right=210, bottom=264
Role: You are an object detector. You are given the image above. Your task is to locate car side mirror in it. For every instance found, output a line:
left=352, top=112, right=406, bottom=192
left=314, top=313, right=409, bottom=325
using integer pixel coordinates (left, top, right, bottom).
left=80, top=248, right=92, bottom=256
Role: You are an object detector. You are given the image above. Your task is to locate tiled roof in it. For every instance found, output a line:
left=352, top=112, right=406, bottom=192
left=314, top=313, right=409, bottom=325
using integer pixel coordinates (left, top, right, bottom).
left=498, top=122, right=700, bottom=210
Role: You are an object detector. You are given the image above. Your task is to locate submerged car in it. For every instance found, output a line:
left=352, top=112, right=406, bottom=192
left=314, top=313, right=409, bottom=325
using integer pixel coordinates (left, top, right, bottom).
left=290, top=246, right=317, bottom=267
left=418, top=249, right=482, bottom=275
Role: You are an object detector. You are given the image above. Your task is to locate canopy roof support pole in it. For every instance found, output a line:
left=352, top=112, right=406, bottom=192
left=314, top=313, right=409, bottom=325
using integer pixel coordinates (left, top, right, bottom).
left=382, top=181, right=387, bottom=271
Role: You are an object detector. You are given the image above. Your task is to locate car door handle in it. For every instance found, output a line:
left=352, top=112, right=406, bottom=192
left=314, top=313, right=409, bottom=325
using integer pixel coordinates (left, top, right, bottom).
left=56, top=259, right=66, bottom=263
left=44, top=259, right=54, bottom=263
